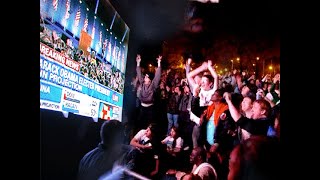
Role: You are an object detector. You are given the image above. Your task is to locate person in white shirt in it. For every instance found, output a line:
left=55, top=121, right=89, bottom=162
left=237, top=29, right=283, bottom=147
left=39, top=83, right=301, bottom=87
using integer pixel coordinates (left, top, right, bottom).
left=129, top=124, right=159, bottom=178
left=161, top=126, right=184, bottom=170
left=166, top=147, right=217, bottom=180
left=162, top=127, right=184, bottom=156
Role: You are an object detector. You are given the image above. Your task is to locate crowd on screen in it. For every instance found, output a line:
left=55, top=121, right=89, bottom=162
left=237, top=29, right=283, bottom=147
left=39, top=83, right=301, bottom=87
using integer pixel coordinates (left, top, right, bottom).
left=40, top=25, right=125, bottom=94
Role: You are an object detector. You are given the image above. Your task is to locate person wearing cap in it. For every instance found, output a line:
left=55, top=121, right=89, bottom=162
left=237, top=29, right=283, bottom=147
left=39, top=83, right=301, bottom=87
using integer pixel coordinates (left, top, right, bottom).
left=135, top=54, right=162, bottom=132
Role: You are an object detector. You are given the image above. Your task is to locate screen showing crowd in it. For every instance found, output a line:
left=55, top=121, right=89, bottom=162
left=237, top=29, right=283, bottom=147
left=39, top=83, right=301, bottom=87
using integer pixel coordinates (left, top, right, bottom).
left=40, top=0, right=130, bottom=121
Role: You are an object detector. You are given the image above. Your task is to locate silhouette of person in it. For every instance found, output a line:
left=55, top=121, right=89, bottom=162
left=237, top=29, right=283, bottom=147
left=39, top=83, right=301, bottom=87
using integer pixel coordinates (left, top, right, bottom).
left=77, top=120, right=125, bottom=180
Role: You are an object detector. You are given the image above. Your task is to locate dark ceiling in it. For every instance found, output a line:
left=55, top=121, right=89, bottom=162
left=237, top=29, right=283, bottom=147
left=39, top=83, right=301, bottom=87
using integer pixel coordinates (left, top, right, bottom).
left=106, top=0, right=280, bottom=42
left=103, top=0, right=280, bottom=67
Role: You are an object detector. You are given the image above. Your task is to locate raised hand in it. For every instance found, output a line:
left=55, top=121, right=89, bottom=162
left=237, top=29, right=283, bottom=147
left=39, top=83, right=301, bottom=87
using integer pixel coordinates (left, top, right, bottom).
left=207, top=60, right=218, bottom=78
left=187, top=57, right=192, bottom=65
left=156, top=55, right=162, bottom=62
left=207, top=60, right=213, bottom=67
left=223, top=92, right=232, bottom=103
left=201, top=61, right=208, bottom=70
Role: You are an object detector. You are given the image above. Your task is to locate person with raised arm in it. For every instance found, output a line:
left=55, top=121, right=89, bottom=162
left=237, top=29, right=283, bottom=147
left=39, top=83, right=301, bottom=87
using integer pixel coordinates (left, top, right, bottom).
left=186, top=59, right=219, bottom=148
left=135, top=54, right=162, bottom=132
left=223, top=92, right=272, bottom=139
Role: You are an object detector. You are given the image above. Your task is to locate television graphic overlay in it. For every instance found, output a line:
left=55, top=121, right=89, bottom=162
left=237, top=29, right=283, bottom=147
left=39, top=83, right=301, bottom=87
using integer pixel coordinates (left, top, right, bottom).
left=40, top=0, right=129, bottom=121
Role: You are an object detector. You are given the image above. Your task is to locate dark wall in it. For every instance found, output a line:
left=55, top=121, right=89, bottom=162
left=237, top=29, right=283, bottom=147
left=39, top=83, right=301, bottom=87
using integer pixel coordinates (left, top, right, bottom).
left=40, top=109, right=103, bottom=180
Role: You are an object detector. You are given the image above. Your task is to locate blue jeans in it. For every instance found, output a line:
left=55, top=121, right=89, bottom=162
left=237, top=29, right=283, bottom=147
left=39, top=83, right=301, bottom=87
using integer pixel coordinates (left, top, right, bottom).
left=167, top=113, right=179, bottom=135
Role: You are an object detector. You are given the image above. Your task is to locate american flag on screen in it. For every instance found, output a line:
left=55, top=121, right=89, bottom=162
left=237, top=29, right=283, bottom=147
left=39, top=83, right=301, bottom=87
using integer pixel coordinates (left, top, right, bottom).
left=83, top=14, right=88, bottom=32
left=99, top=31, right=102, bottom=47
left=75, top=7, right=81, bottom=27
left=65, top=0, right=70, bottom=19
left=102, top=38, right=108, bottom=59
left=101, top=104, right=111, bottom=120
left=53, top=0, right=58, bottom=11
left=91, top=26, right=95, bottom=40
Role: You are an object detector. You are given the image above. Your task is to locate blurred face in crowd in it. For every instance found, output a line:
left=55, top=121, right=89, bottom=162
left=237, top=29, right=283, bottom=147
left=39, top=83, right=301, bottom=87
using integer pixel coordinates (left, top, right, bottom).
left=241, top=97, right=253, bottom=112
left=144, top=74, right=151, bottom=85
left=274, top=73, right=280, bottom=82
left=145, top=127, right=152, bottom=138
left=175, top=73, right=179, bottom=79
left=169, top=128, right=177, bottom=138
left=233, top=69, right=237, bottom=75
left=189, top=149, right=199, bottom=164
left=174, top=86, right=181, bottom=94
left=200, top=76, right=212, bottom=90
left=262, top=83, right=268, bottom=90
left=267, top=84, right=272, bottom=92
left=211, top=91, right=222, bottom=103
left=184, top=85, right=190, bottom=94
left=160, top=81, right=165, bottom=89
left=251, top=102, right=266, bottom=119
left=255, top=79, right=260, bottom=87
left=249, top=79, right=255, bottom=85
left=241, top=85, right=250, bottom=97
left=166, top=85, right=171, bottom=92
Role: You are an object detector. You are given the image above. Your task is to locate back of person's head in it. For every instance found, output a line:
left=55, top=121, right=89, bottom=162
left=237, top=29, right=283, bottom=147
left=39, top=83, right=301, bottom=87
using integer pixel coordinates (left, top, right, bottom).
left=224, top=83, right=234, bottom=93
left=211, top=88, right=226, bottom=103
left=228, top=135, right=280, bottom=180
left=147, top=123, right=156, bottom=132
left=246, top=93, right=256, bottom=103
left=242, top=83, right=257, bottom=98
left=231, top=93, right=244, bottom=110
left=181, top=173, right=202, bottom=180
left=215, top=88, right=225, bottom=98
left=100, top=120, right=124, bottom=147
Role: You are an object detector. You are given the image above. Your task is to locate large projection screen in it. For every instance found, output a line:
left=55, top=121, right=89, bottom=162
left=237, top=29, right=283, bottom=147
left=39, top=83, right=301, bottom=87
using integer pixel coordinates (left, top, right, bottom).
left=40, top=0, right=130, bottom=122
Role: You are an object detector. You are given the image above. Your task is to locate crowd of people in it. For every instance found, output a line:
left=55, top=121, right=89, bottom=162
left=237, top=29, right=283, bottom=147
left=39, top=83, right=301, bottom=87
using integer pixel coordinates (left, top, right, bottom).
left=77, top=54, right=280, bottom=180
left=40, top=24, right=125, bottom=94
